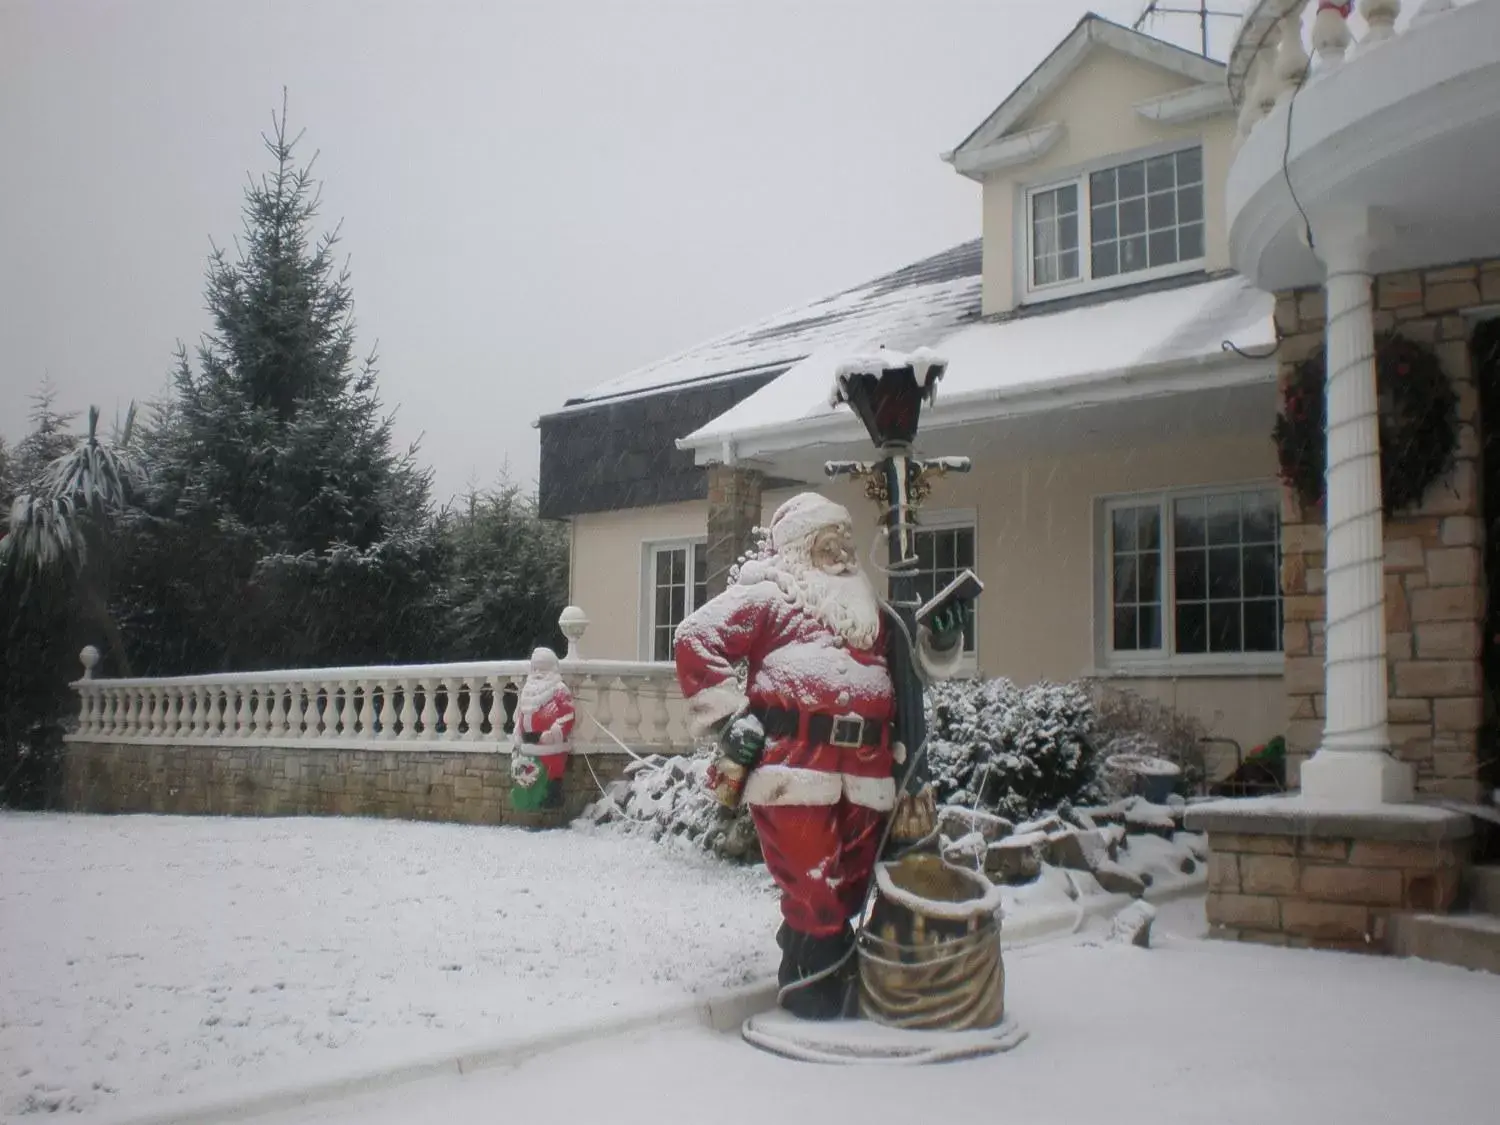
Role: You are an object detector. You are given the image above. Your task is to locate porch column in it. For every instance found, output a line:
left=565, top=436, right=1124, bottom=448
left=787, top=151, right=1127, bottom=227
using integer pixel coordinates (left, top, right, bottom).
left=1299, top=207, right=1415, bottom=804
left=705, top=463, right=764, bottom=600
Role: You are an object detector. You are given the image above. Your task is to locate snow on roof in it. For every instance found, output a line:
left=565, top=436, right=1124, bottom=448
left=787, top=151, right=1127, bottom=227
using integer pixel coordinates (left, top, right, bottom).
left=560, top=240, right=981, bottom=410
left=681, top=273, right=1276, bottom=451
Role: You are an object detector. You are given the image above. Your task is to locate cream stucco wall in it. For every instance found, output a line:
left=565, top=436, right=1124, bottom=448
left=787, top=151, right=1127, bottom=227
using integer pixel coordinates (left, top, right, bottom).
left=980, top=49, right=1237, bottom=315
left=568, top=431, right=1286, bottom=766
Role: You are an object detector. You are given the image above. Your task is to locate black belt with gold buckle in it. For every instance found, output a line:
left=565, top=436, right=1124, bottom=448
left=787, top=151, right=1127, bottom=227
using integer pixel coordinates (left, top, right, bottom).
left=753, top=706, right=887, bottom=749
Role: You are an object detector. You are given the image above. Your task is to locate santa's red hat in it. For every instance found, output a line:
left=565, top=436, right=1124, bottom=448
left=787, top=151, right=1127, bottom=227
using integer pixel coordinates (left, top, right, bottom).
left=769, top=492, right=852, bottom=554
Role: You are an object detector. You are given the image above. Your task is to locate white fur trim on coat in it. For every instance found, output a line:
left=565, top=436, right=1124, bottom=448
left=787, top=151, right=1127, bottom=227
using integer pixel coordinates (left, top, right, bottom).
left=743, top=765, right=843, bottom=807
left=686, top=683, right=749, bottom=739
left=841, top=773, right=897, bottom=812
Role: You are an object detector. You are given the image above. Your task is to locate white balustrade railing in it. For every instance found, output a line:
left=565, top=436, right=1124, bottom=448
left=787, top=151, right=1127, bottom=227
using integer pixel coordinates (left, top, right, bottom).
left=65, top=607, right=693, bottom=755
left=1228, top=0, right=1468, bottom=143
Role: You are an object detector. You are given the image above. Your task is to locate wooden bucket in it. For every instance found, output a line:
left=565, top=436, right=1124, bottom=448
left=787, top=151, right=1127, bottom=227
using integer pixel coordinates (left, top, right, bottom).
left=858, top=851, right=1006, bottom=1031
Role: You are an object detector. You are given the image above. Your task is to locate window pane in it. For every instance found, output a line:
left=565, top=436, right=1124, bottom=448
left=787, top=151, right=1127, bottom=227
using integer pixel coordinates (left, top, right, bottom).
left=1243, top=544, right=1278, bottom=598
left=671, top=549, right=686, bottom=584
left=653, top=627, right=672, bottom=662
left=1174, top=497, right=1206, bottom=547
left=1091, top=204, right=1117, bottom=241
left=1112, top=508, right=1138, bottom=552
left=1056, top=183, right=1078, bottom=215
left=1120, top=198, right=1146, bottom=237
left=655, top=550, right=673, bottom=584
left=1208, top=546, right=1242, bottom=598
left=1177, top=602, right=1207, bottom=654
left=916, top=533, right=935, bottom=571
left=1147, top=191, right=1177, bottom=230
left=1137, top=508, right=1161, bottom=550
left=1121, top=235, right=1148, bottom=273
left=1114, top=556, right=1138, bottom=603
left=1093, top=243, right=1120, bottom=279
left=936, top=530, right=956, bottom=571
left=1175, top=549, right=1206, bottom=601
left=1180, top=222, right=1204, bottom=262
left=1034, top=254, right=1056, bottom=286
left=1118, top=161, right=1145, bottom=199
left=1148, top=229, right=1178, bottom=268
left=1146, top=155, right=1176, bottom=192
left=1059, top=248, right=1079, bottom=280
left=1178, top=185, right=1203, bottom=223
left=1206, top=495, right=1241, bottom=545
left=1176, top=146, right=1203, bottom=185
left=692, top=548, right=707, bottom=610
left=655, top=585, right=673, bottom=629
left=955, top=529, right=974, bottom=568
left=1090, top=168, right=1117, bottom=203
left=1138, top=552, right=1161, bottom=605
left=670, top=585, right=686, bottom=623
left=1059, top=212, right=1078, bottom=252
left=1034, top=192, right=1057, bottom=222
left=1114, top=606, right=1139, bottom=651
left=1209, top=602, right=1242, bottom=652
left=1139, top=604, right=1162, bottom=651
left=1243, top=494, right=1278, bottom=543
left=1244, top=600, right=1280, bottom=652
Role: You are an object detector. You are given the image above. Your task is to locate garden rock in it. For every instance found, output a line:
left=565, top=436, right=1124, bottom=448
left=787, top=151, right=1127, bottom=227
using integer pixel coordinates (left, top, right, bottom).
left=1091, top=858, right=1147, bottom=899
left=1108, top=900, right=1157, bottom=947
left=937, top=805, right=1014, bottom=844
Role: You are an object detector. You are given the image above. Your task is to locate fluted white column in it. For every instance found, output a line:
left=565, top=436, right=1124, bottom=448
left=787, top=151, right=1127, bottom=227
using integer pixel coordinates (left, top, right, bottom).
left=1300, top=206, right=1414, bottom=804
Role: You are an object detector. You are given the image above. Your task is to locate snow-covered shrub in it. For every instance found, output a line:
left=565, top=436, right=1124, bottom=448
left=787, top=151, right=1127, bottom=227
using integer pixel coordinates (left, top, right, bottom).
left=1088, top=686, right=1208, bottom=796
left=579, top=752, right=761, bottom=863
left=925, top=678, right=1104, bottom=822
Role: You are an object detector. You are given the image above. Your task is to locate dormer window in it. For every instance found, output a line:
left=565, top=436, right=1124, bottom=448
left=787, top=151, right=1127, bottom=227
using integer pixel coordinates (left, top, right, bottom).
left=1025, top=144, right=1204, bottom=299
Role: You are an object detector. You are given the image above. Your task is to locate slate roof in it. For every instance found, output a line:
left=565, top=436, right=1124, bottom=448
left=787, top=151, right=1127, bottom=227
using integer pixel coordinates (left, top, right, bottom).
left=556, top=239, right=983, bottom=410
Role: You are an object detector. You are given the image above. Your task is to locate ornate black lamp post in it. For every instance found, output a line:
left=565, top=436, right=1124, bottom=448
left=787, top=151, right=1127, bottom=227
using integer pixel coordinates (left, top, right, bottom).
left=827, top=349, right=973, bottom=811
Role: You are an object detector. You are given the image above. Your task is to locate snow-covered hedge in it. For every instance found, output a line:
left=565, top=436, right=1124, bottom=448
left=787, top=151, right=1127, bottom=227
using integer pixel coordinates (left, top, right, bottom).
left=926, top=678, right=1105, bottom=822
left=578, top=753, right=761, bottom=863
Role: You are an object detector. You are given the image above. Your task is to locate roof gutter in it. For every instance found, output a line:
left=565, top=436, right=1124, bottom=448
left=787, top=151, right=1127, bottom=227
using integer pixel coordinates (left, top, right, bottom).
left=678, top=348, right=1274, bottom=464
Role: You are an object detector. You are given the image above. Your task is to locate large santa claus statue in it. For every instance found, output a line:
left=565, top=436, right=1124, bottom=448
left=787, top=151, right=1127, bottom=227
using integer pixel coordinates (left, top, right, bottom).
left=510, top=647, right=576, bottom=816
left=673, top=492, right=969, bottom=1020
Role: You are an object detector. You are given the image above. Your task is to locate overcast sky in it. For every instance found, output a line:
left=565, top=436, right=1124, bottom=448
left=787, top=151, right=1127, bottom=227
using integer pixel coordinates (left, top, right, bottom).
left=1, top=0, right=1240, bottom=504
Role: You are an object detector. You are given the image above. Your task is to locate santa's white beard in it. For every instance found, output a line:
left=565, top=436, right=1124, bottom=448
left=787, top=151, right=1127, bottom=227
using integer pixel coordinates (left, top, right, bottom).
left=742, top=550, right=883, bottom=651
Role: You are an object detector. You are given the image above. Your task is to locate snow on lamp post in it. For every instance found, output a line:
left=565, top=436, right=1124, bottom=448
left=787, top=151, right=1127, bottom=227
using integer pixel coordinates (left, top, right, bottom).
left=826, top=348, right=976, bottom=813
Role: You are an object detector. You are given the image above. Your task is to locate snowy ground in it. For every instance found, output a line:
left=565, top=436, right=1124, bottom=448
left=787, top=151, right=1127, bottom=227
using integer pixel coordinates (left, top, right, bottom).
left=0, top=812, right=1201, bottom=1122
left=0, top=814, right=782, bottom=1119
left=265, top=896, right=1496, bottom=1125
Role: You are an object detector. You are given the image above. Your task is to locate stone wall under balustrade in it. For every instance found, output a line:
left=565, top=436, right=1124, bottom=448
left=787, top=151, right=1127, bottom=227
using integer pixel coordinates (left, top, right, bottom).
left=62, top=740, right=630, bottom=827
left=1274, top=260, right=1496, bottom=800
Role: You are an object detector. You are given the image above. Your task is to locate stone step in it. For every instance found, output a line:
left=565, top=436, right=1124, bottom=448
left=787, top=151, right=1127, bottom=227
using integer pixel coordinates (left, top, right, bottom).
left=1464, top=865, right=1500, bottom=914
left=1387, top=911, right=1500, bottom=975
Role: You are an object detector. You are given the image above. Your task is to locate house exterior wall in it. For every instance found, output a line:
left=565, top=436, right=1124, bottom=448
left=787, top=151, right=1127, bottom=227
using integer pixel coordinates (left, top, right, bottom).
left=1274, top=262, right=1493, bottom=801
left=570, top=431, right=1286, bottom=765
left=980, top=49, right=1236, bottom=316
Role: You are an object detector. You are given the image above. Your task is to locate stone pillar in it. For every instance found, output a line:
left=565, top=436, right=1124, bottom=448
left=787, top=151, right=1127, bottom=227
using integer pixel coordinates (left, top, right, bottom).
left=1300, top=208, right=1415, bottom=804
left=705, top=464, right=764, bottom=599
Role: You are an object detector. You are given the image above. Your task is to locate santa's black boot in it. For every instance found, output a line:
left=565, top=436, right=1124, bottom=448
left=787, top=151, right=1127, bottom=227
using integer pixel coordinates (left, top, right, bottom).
left=777, top=926, right=854, bottom=1021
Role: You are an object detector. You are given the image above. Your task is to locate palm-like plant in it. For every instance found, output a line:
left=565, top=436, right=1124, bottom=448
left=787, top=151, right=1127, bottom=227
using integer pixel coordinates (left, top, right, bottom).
left=1, top=404, right=143, bottom=673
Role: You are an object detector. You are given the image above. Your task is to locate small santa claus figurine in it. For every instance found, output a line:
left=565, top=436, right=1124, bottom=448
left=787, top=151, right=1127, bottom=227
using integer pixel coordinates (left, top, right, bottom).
left=510, top=647, right=575, bottom=814
left=673, top=492, right=970, bottom=1020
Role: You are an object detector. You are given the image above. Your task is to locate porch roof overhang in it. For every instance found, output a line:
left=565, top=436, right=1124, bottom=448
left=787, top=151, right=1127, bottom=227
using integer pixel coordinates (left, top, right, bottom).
left=677, top=273, right=1277, bottom=467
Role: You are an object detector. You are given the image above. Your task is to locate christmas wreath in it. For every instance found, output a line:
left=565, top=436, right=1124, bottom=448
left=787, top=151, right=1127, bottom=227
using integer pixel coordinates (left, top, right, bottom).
left=1272, top=332, right=1458, bottom=515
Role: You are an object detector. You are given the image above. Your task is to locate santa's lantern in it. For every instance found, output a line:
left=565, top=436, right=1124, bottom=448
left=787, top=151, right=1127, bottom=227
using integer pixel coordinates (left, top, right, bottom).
left=510, top=647, right=575, bottom=816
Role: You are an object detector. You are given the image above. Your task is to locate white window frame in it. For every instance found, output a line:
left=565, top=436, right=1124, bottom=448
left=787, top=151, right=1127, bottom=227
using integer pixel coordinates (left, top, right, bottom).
left=640, top=538, right=708, bottom=662
left=909, top=509, right=980, bottom=671
left=1092, top=483, right=1283, bottom=678
left=1020, top=140, right=1207, bottom=303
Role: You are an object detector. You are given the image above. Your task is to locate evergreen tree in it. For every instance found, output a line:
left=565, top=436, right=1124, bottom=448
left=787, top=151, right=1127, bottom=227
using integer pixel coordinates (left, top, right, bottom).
left=437, top=475, right=569, bottom=660
left=118, top=96, right=441, bottom=672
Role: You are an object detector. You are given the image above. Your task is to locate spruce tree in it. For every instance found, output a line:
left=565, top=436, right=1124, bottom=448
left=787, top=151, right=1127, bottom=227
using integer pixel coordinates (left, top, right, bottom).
left=119, top=96, right=440, bottom=672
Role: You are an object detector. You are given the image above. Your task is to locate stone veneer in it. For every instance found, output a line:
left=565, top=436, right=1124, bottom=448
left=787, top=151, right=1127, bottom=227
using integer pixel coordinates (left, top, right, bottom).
left=62, top=742, right=631, bottom=828
left=1275, top=260, right=1498, bottom=801
left=1190, top=802, right=1473, bottom=951
left=705, top=464, right=765, bottom=600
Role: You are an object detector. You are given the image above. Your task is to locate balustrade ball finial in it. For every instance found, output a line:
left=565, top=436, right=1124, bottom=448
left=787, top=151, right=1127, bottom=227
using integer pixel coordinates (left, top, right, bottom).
left=558, top=605, right=589, bottom=661
left=79, top=645, right=101, bottom=680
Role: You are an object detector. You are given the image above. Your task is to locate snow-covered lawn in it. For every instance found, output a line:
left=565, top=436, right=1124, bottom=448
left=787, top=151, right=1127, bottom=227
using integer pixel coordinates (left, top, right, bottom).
left=0, top=813, right=781, bottom=1119
left=266, top=896, right=1496, bottom=1125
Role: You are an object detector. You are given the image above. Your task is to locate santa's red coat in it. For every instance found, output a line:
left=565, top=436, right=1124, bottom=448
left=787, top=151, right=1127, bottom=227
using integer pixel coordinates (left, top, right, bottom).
left=674, top=578, right=898, bottom=812
left=515, top=682, right=575, bottom=781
